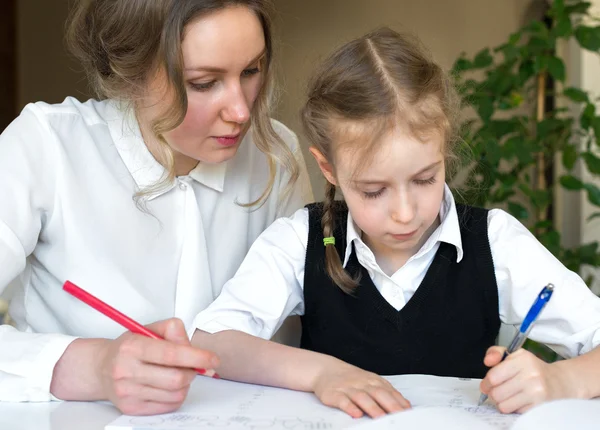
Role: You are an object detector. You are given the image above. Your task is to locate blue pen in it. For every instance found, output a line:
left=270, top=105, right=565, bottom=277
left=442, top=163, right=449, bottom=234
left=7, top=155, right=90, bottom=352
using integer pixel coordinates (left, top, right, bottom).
left=478, top=283, right=555, bottom=406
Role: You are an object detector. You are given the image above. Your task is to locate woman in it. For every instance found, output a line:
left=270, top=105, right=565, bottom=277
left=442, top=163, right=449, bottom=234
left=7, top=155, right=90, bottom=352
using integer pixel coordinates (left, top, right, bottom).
left=0, top=0, right=312, bottom=415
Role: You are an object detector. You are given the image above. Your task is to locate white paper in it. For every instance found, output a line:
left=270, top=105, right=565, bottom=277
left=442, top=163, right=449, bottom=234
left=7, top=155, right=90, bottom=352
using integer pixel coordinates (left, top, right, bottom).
left=106, top=374, right=599, bottom=430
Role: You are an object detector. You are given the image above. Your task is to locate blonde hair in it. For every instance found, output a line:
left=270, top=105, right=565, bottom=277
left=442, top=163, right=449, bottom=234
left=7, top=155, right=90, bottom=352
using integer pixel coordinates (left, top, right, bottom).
left=66, top=0, right=298, bottom=207
left=301, top=27, right=461, bottom=293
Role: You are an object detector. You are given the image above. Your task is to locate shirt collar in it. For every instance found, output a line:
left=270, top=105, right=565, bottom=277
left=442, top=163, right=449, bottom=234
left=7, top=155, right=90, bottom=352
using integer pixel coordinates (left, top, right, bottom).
left=341, top=184, right=464, bottom=267
left=106, top=101, right=227, bottom=199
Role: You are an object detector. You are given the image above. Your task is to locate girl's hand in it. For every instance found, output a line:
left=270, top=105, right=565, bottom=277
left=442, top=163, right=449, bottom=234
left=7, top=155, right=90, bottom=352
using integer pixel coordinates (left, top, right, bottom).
left=96, top=318, right=219, bottom=415
left=480, top=346, right=578, bottom=414
left=313, top=361, right=411, bottom=418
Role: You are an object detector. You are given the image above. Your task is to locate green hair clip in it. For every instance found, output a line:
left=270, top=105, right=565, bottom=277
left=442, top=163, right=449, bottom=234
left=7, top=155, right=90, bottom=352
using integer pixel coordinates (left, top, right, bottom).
left=323, top=237, right=335, bottom=246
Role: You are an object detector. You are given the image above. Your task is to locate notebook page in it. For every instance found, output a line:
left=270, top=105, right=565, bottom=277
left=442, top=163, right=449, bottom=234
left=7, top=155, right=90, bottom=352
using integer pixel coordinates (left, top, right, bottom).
left=386, top=374, right=517, bottom=429
left=106, top=376, right=361, bottom=430
left=349, top=406, right=496, bottom=430
left=105, top=374, right=518, bottom=430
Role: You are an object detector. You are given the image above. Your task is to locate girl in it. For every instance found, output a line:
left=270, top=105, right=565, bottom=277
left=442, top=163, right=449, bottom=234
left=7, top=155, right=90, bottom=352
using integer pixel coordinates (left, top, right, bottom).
left=0, top=0, right=312, bottom=415
left=191, top=27, right=600, bottom=418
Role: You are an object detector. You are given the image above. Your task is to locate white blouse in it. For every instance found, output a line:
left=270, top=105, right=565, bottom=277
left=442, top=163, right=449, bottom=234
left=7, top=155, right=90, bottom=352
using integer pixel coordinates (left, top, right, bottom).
left=194, top=185, right=600, bottom=361
left=0, top=97, right=313, bottom=401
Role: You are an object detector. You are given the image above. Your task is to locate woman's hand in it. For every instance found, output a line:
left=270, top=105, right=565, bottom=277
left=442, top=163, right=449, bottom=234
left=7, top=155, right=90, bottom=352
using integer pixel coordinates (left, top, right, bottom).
left=51, top=318, right=219, bottom=415
left=312, top=361, right=411, bottom=418
left=480, top=346, right=579, bottom=414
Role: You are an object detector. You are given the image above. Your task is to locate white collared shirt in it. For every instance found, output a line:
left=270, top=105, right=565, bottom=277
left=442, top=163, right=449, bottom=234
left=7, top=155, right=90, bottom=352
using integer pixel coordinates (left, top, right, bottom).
left=0, top=97, right=313, bottom=401
left=194, top=185, right=600, bottom=361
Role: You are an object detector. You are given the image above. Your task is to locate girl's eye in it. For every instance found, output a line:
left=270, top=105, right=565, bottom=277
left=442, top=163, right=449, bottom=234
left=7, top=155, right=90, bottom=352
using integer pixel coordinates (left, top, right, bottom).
left=190, top=81, right=216, bottom=92
left=242, top=67, right=261, bottom=77
left=414, top=177, right=436, bottom=186
left=363, top=188, right=385, bottom=199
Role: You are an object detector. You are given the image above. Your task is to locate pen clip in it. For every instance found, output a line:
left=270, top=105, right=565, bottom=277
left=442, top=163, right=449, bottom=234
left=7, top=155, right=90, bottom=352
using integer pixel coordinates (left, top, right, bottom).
left=520, top=283, right=554, bottom=336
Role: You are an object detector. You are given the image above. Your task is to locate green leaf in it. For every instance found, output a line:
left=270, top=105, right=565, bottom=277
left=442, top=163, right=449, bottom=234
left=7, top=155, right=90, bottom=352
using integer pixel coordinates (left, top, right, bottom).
left=575, top=25, right=600, bottom=51
left=581, top=152, right=600, bottom=175
left=517, top=60, right=535, bottom=86
left=581, top=103, right=596, bottom=129
left=476, top=97, right=494, bottom=122
left=507, top=201, right=529, bottom=220
left=587, top=212, right=600, bottom=222
left=525, top=20, right=549, bottom=38
left=452, top=55, right=472, bottom=74
left=560, top=175, right=585, bottom=190
left=562, top=143, right=578, bottom=170
left=563, top=87, right=589, bottom=102
left=514, top=139, right=535, bottom=165
left=508, top=32, right=521, bottom=45
left=537, top=118, right=568, bottom=138
left=473, top=48, right=494, bottom=68
left=533, top=55, right=549, bottom=73
left=592, top=117, right=600, bottom=146
left=535, top=220, right=554, bottom=230
left=552, top=17, right=573, bottom=38
left=582, top=106, right=596, bottom=130
left=578, top=242, right=599, bottom=261
left=548, top=56, right=566, bottom=81
left=581, top=152, right=600, bottom=174
left=484, top=137, right=502, bottom=166
left=584, top=183, right=600, bottom=206
left=549, top=0, right=565, bottom=16
left=565, top=2, right=592, bottom=15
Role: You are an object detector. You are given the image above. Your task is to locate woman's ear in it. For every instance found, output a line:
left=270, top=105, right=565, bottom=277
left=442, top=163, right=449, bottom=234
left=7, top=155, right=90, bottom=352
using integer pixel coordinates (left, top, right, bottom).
left=309, top=147, right=337, bottom=186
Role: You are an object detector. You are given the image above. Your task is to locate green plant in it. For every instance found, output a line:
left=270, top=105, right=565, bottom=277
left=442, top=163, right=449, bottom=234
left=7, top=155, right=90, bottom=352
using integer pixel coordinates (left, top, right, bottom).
left=451, top=1, right=600, bottom=360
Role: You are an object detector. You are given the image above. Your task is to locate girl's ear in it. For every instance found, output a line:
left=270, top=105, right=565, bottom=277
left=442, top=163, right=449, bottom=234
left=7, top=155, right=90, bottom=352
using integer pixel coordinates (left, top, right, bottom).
left=309, top=147, right=337, bottom=186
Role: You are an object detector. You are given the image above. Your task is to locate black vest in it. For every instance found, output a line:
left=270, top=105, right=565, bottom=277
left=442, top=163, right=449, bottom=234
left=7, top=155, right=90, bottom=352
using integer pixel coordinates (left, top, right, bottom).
left=300, top=202, right=500, bottom=378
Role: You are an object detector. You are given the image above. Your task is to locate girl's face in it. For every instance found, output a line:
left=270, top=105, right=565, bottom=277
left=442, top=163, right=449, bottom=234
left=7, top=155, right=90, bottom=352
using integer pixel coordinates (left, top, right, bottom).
left=315, top=126, right=446, bottom=266
left=140, top=6, right=266, bottom=174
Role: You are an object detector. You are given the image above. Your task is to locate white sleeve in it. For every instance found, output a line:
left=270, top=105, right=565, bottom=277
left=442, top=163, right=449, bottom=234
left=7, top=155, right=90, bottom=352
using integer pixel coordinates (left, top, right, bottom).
left=191, top=208, right=309, bottom=340
left=489, top=209, right=600, bottom=358
left=0, top=104, right=78, bottom=401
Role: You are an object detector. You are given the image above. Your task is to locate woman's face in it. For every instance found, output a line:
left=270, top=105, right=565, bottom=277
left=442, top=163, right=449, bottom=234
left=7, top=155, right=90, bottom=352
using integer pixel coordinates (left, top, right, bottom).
left=140, top=5, right=266, bottom=174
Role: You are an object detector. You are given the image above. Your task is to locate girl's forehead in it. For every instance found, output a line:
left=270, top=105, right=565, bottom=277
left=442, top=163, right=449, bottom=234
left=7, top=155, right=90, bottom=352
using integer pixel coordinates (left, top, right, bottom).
left=333, top=127, right=444, bottom=179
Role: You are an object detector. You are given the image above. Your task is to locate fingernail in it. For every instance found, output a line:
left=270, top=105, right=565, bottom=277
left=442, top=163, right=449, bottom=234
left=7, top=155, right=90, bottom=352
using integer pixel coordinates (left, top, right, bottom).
left=213, top=373, right=221, bottom=379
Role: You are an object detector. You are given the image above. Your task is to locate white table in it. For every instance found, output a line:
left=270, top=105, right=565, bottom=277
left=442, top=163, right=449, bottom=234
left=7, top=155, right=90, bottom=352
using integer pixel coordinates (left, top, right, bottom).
left=0, top=400, right=120, bottom=430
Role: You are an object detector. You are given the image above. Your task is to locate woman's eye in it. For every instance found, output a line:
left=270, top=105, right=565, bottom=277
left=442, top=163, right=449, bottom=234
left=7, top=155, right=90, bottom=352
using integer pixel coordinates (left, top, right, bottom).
left=190, top=81, right=216, bottom=92
left=242, top=67, right=261, bottom=77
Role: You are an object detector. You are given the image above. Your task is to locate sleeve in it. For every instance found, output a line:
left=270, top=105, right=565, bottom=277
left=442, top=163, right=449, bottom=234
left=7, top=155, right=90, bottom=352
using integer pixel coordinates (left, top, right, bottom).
left=271, top=120, right=314, bottom=218
left=0, top=104, right=78, bottom=401
left=190, top=208, right=310, bottom=340
left=489, top=208, right=600, bottom=358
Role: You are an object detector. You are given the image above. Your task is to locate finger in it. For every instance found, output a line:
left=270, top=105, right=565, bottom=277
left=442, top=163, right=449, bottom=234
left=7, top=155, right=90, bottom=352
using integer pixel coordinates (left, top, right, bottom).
left=129, top=362, right=197, bottom=391
left=125, top=335, right=219, bottom=370
left=163, top=319, right=192, bottom=345
left=366, top=386, right=409, bottom=413
left=480, top=357, right=521, bottom=394
left=348, top=389, right=387, bottom=418
left=495, top=390, right=534, bottom=415
left=391, top=390, right=412, bottom=409
left=113, top=380, right=191, bottom=404
left=145, top=318, right=186, bottom=339
left=483, top=346, right=507, bottom=367
left=119, top=399, right=184, bottom=416
left=486, top=372, right=525, bottom=405
left=335, top=394, right=364, bottom=419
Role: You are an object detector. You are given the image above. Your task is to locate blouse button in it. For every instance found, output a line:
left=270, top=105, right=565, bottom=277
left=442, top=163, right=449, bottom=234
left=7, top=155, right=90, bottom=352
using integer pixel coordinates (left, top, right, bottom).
left=179, top=182, right=187, bottom=190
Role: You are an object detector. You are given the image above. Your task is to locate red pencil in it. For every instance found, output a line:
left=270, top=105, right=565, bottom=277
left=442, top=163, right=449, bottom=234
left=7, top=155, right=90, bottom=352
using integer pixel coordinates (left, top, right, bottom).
left=63, top=280, right=218, bottom=378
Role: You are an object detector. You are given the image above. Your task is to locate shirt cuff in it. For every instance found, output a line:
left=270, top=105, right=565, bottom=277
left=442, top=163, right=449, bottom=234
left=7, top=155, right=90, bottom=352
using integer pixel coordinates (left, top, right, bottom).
left=0, top=331, right=78, bottom=402
left=187, top=312, right=264, bottom=341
